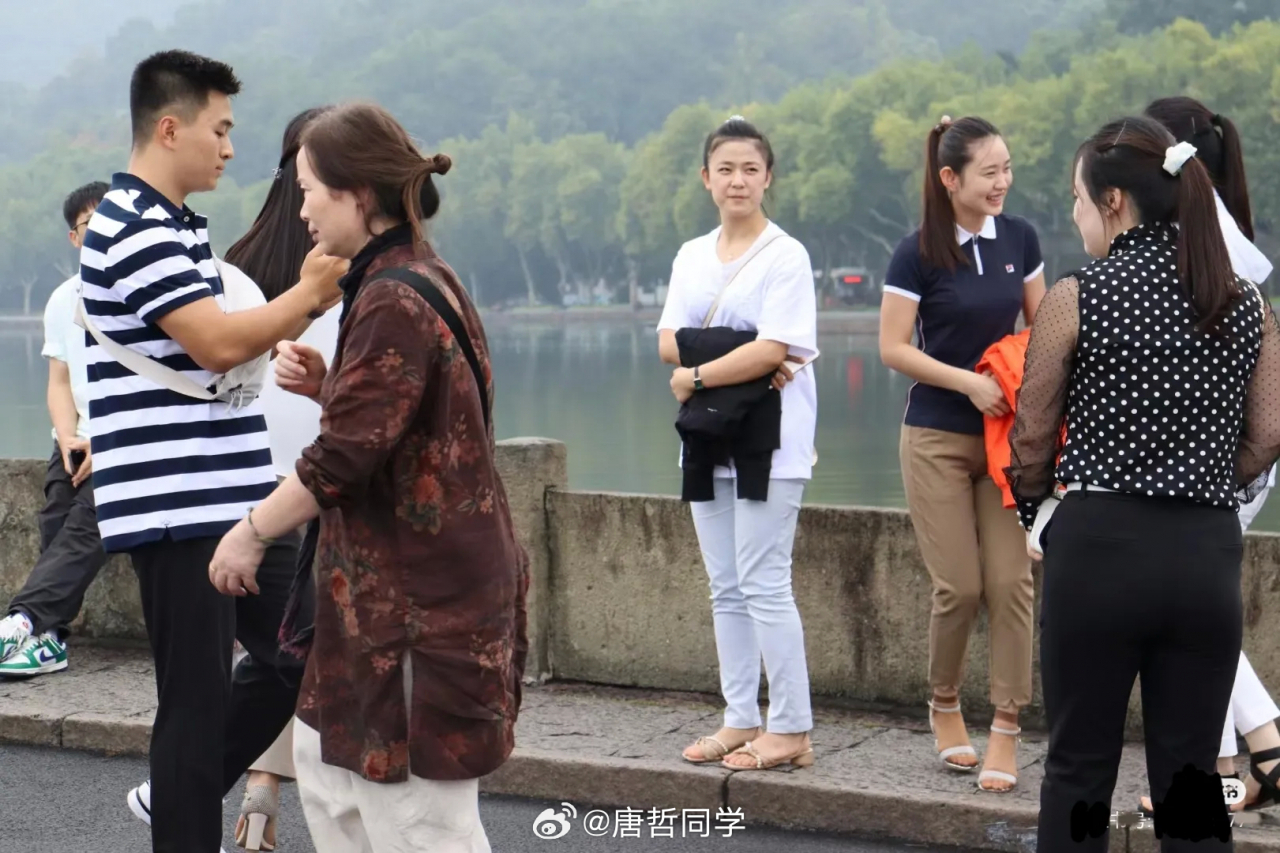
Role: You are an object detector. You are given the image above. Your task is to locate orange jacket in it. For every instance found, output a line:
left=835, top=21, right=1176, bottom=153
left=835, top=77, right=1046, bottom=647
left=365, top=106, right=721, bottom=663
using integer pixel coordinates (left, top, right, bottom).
left=975, top=329, right=1031, bottom=509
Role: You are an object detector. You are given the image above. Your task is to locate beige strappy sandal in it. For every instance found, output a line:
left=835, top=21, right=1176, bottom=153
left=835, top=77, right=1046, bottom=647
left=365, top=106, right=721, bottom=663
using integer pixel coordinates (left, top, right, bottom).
left=682, top=728, right=759, bottom=764
left=978, top=722, right=1022, bottom=793
left=929, top=700, right=979, bottom=772
left=722, top=740, right=815, bottom=772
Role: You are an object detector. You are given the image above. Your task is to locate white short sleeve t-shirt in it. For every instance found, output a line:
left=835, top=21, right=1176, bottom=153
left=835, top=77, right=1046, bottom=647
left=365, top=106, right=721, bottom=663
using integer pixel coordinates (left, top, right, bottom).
left=657, top=221, right=819, bottom=481
left=1213, top=190, right=1277, bottom=490
left=258, top=304, right=341, bottom=478
left=42, top=275, right=91, bottom=440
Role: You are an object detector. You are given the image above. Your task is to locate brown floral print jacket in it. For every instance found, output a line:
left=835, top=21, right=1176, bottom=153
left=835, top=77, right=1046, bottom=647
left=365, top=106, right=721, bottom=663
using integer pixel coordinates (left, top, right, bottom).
left=296, top=240, right=529, bottom=783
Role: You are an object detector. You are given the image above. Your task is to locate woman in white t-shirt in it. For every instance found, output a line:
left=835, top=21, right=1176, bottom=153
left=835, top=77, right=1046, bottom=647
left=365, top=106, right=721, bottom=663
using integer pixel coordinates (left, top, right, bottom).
left=1135, top=97, right=1280, bottom=816
left=658, top=116, right=818, bottom=772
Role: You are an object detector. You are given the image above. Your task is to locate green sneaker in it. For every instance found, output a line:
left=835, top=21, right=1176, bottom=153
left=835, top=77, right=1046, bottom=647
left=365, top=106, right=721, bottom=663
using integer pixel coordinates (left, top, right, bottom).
left=0, top=633, right=68, bottom=677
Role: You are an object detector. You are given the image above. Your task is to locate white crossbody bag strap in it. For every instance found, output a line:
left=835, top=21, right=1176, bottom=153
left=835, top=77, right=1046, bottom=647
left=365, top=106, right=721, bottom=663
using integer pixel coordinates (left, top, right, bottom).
left=75, top=296, right=216, bottom=400
left=700, top=234, right=785, bottom=329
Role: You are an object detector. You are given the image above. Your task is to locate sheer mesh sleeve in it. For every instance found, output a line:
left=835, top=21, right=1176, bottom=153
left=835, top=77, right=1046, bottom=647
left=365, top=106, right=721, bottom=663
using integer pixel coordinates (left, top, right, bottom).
left=1006, top=276, right=1079, bottom=529
left=1237, top=293, right=1280, bottom=491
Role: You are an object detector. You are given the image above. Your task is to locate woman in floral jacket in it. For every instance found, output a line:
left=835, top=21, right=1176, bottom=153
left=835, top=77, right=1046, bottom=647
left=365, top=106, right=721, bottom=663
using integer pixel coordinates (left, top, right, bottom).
left=210, top=102, right=528, bottom=853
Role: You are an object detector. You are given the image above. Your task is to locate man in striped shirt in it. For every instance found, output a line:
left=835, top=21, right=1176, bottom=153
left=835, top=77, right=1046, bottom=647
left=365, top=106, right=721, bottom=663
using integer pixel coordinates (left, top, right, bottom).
left=80, top=50, right=344, bottom=853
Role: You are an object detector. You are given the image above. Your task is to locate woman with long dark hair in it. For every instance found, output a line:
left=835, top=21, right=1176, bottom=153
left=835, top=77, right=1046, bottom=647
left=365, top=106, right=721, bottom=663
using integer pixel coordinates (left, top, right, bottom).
left=223, top=104, right=333, bottom=852
left=1133, top=97, right=1280, bottom=816
left=879, top=115, right=1046, bottom=792
left=1008, top=115, right=1280, bottom=851
left=209, top=102, right=527, bottom=852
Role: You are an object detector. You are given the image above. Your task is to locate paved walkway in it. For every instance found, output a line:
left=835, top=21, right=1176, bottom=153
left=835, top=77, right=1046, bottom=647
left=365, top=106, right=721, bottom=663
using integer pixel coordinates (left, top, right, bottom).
left=3, top=644, right=1280, bottom=852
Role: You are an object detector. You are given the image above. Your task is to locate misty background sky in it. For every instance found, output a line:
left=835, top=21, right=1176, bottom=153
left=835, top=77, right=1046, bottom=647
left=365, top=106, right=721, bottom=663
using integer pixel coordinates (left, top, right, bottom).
left=1, top=0, right=1275, bottom=314
left=1, top=1, right=179, bottom=87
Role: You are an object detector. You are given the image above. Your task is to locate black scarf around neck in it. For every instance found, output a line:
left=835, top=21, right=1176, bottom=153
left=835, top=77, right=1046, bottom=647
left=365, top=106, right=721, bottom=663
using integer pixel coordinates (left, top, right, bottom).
left=338, top=223, right=415, bottom=326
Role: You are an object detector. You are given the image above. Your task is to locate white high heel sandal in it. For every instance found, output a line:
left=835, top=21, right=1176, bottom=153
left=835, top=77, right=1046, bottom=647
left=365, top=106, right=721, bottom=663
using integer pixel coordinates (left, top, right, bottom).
left=978, top=722, right=1022, bottom=793
left=928, top=700, right=978, bottom=772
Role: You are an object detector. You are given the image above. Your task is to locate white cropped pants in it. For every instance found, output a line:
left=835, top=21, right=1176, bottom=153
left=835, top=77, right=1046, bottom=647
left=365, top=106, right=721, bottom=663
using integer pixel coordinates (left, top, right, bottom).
left=1222, top=484, right=1280, bottom=757
left=689, top=478, right=813, bottom=734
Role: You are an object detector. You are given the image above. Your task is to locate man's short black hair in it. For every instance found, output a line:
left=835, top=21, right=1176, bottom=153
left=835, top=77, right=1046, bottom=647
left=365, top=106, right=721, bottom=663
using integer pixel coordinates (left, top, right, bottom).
left=130, top=49, right=241, bottom=145
left=63, top=181, right=109, bottom=229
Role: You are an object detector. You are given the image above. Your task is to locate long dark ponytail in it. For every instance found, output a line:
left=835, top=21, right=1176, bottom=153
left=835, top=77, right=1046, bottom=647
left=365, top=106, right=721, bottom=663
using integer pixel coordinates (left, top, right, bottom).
left=1077, top=116, right=1238, bottom=335
left=224, top=106, right=332, bottom=301
left=1145, top=96, right=1254, bottom=241
left=920, top=116, right=1002, bottom=272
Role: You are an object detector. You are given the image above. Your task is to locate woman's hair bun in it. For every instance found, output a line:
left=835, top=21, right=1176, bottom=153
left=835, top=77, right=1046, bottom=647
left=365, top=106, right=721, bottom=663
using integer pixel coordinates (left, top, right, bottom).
left=428, top=153, right=452, bottom=176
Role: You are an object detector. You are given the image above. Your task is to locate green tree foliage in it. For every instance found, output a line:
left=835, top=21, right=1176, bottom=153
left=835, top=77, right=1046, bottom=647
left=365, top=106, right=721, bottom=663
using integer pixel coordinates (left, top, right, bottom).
left=1104, top=0, right=1280, bottom=35
left=3, top=13, right=1278, bottom=312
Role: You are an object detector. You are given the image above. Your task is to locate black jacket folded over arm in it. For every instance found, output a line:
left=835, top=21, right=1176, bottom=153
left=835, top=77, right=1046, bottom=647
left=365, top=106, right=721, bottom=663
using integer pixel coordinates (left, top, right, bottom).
left=674, top=327, right=782, bottom=502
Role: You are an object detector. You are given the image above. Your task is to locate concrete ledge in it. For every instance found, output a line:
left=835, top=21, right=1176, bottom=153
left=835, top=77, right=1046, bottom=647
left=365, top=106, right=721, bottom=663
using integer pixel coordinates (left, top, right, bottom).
left=729, top=771, right=1039, bottom=848
left=0, top=709, right=61, bottom=748
left=5, top=647, right=1280, bottom=852
left=482, top=749, right=727, bottom=813
left=61, top=711, right=152, bottom=756
left=8, top=444, right=1280, bottom=741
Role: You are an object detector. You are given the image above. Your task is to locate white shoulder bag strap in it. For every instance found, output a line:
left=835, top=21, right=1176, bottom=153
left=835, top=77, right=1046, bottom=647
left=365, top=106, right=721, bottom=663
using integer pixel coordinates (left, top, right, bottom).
left=75, top=291, right=217, bottom=401
left=700, top=233, right=785, bottom=329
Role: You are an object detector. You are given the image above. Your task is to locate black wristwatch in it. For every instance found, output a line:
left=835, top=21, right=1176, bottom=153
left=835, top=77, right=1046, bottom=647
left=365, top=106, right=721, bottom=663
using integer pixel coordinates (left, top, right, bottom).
left=692, top=366, right=705, bottom=391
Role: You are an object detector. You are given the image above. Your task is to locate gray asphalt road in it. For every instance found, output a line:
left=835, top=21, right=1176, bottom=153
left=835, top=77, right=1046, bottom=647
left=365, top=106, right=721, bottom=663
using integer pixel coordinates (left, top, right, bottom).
left=0, top=744, right=965, bottom=852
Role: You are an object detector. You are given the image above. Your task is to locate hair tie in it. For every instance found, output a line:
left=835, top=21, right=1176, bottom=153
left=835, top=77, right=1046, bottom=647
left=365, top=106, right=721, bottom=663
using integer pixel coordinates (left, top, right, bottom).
left=726, top=114, right=746, bottom=124
left=935, top=115, right=953, bottom=134
left=1163, top=141, right=1198, bottom=176
left=271, top=147, right=300, bottom=181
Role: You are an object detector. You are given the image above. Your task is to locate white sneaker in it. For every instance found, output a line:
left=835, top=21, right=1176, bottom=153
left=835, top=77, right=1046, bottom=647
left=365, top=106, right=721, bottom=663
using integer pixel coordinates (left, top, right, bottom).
left=0, top=613, right=32, bottom=662
left=127, top=780, right=151, bottom=826
left=128, top=779, right=229, bottom=852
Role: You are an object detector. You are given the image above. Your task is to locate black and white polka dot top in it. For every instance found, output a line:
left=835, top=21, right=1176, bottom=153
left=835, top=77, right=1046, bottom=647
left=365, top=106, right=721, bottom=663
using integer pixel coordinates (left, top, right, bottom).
left=1006, top=222, right=1280, bottom=529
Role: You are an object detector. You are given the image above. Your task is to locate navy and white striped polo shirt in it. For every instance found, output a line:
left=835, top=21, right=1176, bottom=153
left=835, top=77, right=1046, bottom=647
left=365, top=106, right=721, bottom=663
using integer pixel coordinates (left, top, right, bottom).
left=79, top=172, right=275, bottom=553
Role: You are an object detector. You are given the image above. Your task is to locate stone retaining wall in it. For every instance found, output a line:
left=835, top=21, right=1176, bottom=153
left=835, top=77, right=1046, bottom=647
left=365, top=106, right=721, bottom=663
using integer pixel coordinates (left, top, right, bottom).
left=4, top=439, right=1279, bottom=735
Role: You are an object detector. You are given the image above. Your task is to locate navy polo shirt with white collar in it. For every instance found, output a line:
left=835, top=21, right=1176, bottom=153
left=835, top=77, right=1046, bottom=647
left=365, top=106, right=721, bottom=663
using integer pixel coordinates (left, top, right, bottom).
left=884, top=213, right=1044, bottom=436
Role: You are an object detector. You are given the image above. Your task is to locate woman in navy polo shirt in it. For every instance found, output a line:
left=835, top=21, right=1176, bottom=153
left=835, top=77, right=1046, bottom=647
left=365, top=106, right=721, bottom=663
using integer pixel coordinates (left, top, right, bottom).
left=879, top=115, right=1046, bottom=793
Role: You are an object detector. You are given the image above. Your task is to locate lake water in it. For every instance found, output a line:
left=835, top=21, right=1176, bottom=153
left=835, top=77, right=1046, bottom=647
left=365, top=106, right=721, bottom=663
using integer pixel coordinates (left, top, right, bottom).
left=5, top=318, right=1280, bottom=532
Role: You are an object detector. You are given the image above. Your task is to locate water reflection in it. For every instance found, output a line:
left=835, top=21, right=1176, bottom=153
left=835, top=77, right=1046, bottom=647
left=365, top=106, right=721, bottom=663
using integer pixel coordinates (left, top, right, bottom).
left=4, top=319, right=1279, bottom=532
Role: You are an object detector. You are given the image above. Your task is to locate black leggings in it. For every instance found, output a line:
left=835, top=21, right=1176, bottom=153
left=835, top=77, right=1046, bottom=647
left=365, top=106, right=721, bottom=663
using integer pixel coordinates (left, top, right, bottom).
left=1037, top=490, right=1243, bottom=853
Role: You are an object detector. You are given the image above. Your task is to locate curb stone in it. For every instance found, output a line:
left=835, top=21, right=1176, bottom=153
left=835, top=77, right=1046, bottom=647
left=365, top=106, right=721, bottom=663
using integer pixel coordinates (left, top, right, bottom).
left=7, top=714, right=1280, bottom=853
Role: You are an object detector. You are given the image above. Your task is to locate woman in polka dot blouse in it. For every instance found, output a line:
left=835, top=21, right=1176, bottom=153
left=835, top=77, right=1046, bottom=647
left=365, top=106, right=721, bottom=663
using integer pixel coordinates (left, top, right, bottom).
left=1007, top=116, right=1280, bottom=853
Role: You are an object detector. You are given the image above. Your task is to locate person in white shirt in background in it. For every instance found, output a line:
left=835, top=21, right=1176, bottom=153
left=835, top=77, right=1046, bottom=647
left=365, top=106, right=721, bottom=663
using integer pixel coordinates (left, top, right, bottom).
left=0, top=181, right=110, bottom=678
left=124, top=105, right=340, bottom=853
left=220, top=103, right=340, bottom=853
left=1137, top=97, right=1280, bottom=815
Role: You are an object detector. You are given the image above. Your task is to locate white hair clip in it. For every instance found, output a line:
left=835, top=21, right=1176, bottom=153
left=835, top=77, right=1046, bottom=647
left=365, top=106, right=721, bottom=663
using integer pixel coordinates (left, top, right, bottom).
left=271, top=166, right=283, bottom=180
left=1163, top=141, right=1198, bottom=177
left=726, top=114, right=746, bottom=123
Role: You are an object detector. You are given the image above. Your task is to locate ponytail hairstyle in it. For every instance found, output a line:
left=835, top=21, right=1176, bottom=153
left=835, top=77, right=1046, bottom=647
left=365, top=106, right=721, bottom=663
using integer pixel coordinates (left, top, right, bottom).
left=1144, top=97, right=1254, bottom=241
left=224, top=105, right=332, bottom=301
left=299, top=102, right=452, bottom=248
left=920, top=116, right=1001, bottom=272
left=1076, top=116, right=1238, bottom=336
